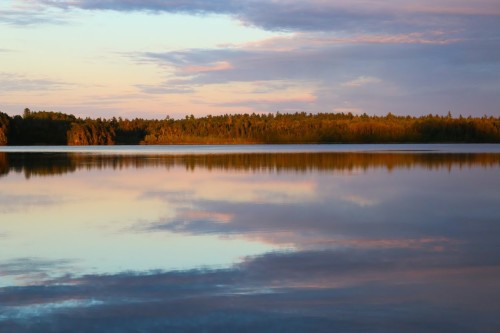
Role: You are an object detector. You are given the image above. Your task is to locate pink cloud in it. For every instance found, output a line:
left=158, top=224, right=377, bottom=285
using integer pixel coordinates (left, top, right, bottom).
left=183, top=61, right=233, bottom=74
left=334, top=32, right=464, bottom=45
left=403, top=0, right=500, bottom=15
left=223, top=30, right=463, bottom=57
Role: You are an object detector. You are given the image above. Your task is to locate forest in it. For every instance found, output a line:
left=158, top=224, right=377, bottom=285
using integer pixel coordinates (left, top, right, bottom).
left=0, top=108, right=499, bottom=145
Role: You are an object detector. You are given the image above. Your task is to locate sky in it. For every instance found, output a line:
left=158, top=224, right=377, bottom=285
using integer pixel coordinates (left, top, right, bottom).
left=0, top=0, right=499, bottom=119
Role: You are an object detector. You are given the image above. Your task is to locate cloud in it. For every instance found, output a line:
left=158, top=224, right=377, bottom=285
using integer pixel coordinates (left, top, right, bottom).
left=35, top=0, right=500, bottom=33
left=0, top=73, right=72, bottom=93
left=335, top=32, right=464, bottom=45
left=215, top=94, right=317, bottom=112
left=155, top=4, right=492, bottom=116
left=0, top=5, right=67, bottom=26
left=341, top=76, right=382, bottom=88
left=138, top=31, right=497, bottom=86
left=38, top=0, right=240, bottom=14
left=136, top=85, right=195, bottom=95
left=10, top=0, right=497, bottom=116
left=230, top=32, right=465, bottom=52
left=184, top=61, right=233, bottom=74
left=133, top=28, right=500, bottom=115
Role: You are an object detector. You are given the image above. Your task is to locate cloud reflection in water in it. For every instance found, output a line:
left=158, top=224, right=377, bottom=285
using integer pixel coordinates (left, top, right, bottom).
left=0, top=149, right=499, bottom=332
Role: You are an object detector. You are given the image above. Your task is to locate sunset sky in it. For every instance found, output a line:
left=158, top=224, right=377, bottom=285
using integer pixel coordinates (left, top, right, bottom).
left=1, top=0, right=499, bottom=119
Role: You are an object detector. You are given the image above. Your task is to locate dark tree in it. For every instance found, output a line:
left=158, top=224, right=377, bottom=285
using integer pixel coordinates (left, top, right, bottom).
left=0, top=111, right=10, bottom=145
left=1, top=110, right=499, bottom=145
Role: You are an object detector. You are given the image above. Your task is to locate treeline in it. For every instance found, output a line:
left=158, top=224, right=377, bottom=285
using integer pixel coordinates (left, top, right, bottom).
left=0, top=109, right=499, bottom=145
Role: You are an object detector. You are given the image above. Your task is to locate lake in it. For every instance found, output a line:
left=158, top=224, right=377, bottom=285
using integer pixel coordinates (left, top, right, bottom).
left=1, top=144, right=499, bottom=332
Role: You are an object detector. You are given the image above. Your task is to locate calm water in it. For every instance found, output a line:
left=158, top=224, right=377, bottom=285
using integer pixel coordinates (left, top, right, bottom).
left=1, top=144, right=499, bottom=332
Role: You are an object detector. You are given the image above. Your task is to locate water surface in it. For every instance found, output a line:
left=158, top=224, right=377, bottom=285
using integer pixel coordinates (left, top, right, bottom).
left=1, top=144, right=499, bottom=332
